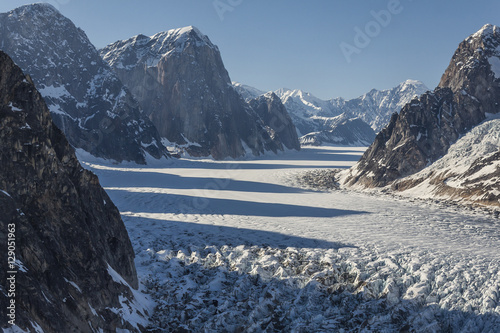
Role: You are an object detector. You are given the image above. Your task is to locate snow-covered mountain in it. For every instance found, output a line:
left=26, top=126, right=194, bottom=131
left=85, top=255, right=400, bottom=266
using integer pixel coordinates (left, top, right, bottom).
left=339, top=80, right=430, bottom=133
left=273, top=80, right=429, bottom=135
left=342, top=24, right=500, bottom=200
left=274, top=88, right=347, bottom=137
left=0, top=3, right=167, bottom=164
left=299, top=114, right=376, bottom=146
left=101, top=27, right=299, bottom=159
left=232, top=82, right=265, bottom=101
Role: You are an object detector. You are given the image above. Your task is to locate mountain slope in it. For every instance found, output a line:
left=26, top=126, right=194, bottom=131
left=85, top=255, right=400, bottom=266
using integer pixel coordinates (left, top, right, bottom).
left=101, top=27, right=299, bottom=159
left=0, top=51, right=148, bottom=332
left=341, top=80, right=429, bottom=133
left=0, top=3, right=167, bottom=164
left=394, top=115, right=500, bottom=207
left=342, top=24, right=500, bottom=190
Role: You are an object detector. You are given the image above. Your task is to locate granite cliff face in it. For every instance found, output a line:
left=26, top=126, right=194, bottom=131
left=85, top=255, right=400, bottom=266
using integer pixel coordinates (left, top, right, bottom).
left=0, top=3, right=167, bottom=164
left=343, top=24, right=500, bottom=188
left=101, top=27, right=299, bottom=159
left=0, top=51, right=148, bottom=332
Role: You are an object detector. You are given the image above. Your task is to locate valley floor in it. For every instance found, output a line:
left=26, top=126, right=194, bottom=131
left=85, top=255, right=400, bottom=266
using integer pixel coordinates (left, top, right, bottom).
left=82, top=147, right=500, bottom=332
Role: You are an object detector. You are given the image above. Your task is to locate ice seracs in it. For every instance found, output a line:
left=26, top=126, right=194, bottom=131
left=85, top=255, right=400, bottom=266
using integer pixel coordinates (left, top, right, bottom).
left=84, top=145, right=500, bottom=332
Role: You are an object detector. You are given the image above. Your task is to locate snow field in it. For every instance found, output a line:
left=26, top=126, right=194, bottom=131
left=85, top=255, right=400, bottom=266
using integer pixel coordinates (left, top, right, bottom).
left=82, top=147, right=500, bottom=332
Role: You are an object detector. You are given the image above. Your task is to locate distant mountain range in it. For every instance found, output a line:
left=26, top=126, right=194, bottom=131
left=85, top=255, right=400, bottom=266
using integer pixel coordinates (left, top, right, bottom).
left=0, top=2, right=427, bottom=159
left=298, top=114, right=376, bottom=147
left=234, top=79, right=429, bottom=146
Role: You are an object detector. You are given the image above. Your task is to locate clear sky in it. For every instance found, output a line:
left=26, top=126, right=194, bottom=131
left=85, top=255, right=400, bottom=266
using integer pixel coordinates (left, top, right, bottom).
left=1, top=1, right=500, bottom=100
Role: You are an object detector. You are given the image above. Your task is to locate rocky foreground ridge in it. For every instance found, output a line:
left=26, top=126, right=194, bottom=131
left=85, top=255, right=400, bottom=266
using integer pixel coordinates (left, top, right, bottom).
left=0, top=51, right=148, bottom=332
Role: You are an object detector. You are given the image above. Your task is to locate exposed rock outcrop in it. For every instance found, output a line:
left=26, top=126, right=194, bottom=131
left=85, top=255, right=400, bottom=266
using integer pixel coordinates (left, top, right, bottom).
left=0, top=3, right=168, bottom=164
left=248, top=92, right=301, bottom=151
left=101, top=27, right=299, bottom=159
left=343, top=24, right=500, bottom=189
left=0, top=51, right=148, bottom=332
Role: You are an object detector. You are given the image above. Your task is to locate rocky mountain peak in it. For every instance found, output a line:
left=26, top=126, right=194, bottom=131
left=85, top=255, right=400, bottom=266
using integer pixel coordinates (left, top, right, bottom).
left=232, top=81, right=265, bottom=101
left=248, top=92, right=301, bottom=151
left=102, top=27, right=299, bottom=159
left=0, top=4, right=168, bottom=164
left=343, top=25, right=500, bottom=188
left=101, top=25, right=217, bottom=71
left=467, top=23, right=500, bottom=44
left=9, top=2, right=60, bottom=18
left=398, top=79, right=428, bottom=93
left=439, top=24, right=500, bottom=97
left=157, top=25, right=215, bottom=50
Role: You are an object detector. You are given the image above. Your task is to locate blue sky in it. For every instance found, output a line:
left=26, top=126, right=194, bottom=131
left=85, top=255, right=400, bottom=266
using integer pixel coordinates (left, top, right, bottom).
left=1, top=1, right=500, bottom=99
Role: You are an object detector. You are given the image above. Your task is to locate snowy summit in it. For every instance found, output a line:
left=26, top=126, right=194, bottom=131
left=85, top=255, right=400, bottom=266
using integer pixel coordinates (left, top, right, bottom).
left=101, top=25, right=217, bottom=70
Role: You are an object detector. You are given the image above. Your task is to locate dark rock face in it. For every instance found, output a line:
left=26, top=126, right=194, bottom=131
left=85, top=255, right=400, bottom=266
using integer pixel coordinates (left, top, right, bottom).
left=0, top=51, right=146, bottom=332
left=344, top=24, right=500, bottom=188
left=248, top=92, right=301, bottom=151
left=101, top=27, right=298, bottom=159
left=0, top=3, right=168, bottom=164
left=299, top=114, right=376, bottom=147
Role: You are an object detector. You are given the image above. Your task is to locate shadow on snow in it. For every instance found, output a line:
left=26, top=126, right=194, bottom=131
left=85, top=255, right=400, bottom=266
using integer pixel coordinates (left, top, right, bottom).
left=106, top=189, right=368, bottom=219
left=100, top=170, right=307, bottom=194
left=125, top=215, right=352, bottom=250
